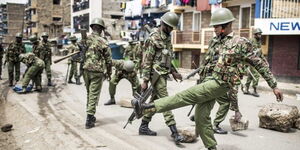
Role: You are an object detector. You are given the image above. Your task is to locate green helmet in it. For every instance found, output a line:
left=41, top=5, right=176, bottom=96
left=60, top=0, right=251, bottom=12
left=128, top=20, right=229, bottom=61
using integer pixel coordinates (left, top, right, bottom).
left=29, top=35, right=38, bottom=42
left=69, top=35, right=77, bottom=41
left=253, top=28, right=262, bottom=34
left=90, top=18, right=106, bottom=29
left=41, top=32, right=49, bottom=37
left=209, top=8, right=235, bottom=26
left=161, top=12, right=179, bottom=28
left=15, top=33, right=23, bottom=38
left=123, top=60, right=135, bottom=72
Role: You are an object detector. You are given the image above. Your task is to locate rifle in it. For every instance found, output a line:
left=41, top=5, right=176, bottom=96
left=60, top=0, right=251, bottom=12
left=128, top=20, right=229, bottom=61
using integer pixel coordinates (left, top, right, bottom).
left=247, top=67, right=257, bottom=82
left=123, top=70, right=160, bottom=129
left=53, top=51, right=80, bottom=64
left=183, top=67, right=201, bottom=80
left=64, top=63, right=70, bottom=85
left=171, top=61, right=182, bottom=82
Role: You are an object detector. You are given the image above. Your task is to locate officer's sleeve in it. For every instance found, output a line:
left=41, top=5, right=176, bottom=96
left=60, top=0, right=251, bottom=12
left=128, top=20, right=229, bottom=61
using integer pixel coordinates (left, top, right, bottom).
left=104, top=44, right=112, bottom=75
left=142, top=39, right=155, bottom=81
left=228, top=86, right=239, bottom=111
left=241, top=41, right=277, bottom=89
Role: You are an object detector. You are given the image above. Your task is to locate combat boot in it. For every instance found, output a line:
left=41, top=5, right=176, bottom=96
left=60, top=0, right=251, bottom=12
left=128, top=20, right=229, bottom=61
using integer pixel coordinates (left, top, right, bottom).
left=104, top=98, right=116, bottom=105
left=68, top=79, right=74, bottom=84
left=208, top=146, right=217, bottom=150
left=9, top=80, right=13, bottom=87
left=36, top=86, right=42, bottom=92
left=85, top=114, right=95, bottom=129
left=243, top=86, right=250, bottom=95
left=169, top=125, right=184, bottom=144
left=75, top=78, right=81, bottom=85
left=0, top=76, right=2, bottom=80
left=190, top=115, right=195, bottom=122
left=252, top=87, right=260, bottom=97
left=213, top=124, right=228, bottom=134
left=47, top=79, right=52, bottom=86
left=139, top=120, right=157, bottom=136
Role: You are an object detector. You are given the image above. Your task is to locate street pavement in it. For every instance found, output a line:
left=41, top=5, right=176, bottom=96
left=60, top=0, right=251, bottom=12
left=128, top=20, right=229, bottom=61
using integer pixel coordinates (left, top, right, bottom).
left=0, top=57, right=299, bottom=150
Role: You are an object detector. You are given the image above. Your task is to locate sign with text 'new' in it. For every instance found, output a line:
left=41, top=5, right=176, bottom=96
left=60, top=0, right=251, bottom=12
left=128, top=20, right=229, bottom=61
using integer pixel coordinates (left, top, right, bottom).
left=255, top=18, right=300, bottom=35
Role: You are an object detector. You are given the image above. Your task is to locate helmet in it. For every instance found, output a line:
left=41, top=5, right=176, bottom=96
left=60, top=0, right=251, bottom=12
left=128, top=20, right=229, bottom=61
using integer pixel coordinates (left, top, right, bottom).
left=90, top=18, right=106, bottom=29
left=15, top=33, right=23, bottom=38
left=161, top=12, right=179, bottom=28
left=69, top=35, right=77, bottom=41
left=29, top=35, right=38, bottom=42
left=123, top=60, right=135, bottom=72
left=253, top=28, right=262, bottom=34
left=209, top=8, right=235, bottom=26
left=41, top=32, right=49, bottom=37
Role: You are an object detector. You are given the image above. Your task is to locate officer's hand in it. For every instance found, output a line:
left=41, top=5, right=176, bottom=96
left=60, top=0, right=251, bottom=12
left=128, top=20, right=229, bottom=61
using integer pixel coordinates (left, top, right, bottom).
left=141, top=81, right=148, bottom=91
left=234, top=111, right=242, bottom=122
left=273, top=87, right=283, bottom=102
left=172, top=72, right=182, bottom=81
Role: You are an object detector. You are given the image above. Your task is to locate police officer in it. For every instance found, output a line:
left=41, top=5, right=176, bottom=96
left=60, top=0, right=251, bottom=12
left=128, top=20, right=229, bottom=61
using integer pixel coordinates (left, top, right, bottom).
left=40, top=32, right=53, bottom=86
left=132, top=8, right=283, bottom=150
left=244, top=28, right=265, bottom=97
left=104, top=60, right=140, bottom=105
left=123, top=39, right=137, bottom=61
left=67, top=35, right=80, bottom=84
left=19, top=52, right=45, bottom=93
left=135, top=38, right=144, bottom=77
left=83, top=18, right=112, bottom=129
left=139, top=12, right=184, bottom=144
left=5, top=33, right=26, bottom=86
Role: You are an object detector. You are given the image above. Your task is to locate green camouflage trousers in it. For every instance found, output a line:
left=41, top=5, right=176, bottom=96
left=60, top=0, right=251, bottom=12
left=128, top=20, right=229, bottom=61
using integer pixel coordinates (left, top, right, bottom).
left=245, top=67, right=260, bottom=88
left=142, top=75, right=176, bottom=126
left=44, top=60, right=52, bottom=80
left=153, top=78, right=230, bottom=148
left=8, top=61, right=20, bottom=82
left=213, top=85, right=238, bottom=126
left=83, top=70, right=104, bottom=115
left=109, top=73, right=140, bottom=98
left=0, top=58, right=2, bottom=76
left=69, top=61, right=79, bottom=81
left=22, top=64, right=44, bottom=88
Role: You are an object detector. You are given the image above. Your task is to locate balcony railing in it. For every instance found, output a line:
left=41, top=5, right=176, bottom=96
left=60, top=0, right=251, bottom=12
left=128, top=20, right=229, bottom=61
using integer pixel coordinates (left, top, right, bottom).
left=73, top=0, right=89, bottom=12
left=259, top=0, right=300, bottom=18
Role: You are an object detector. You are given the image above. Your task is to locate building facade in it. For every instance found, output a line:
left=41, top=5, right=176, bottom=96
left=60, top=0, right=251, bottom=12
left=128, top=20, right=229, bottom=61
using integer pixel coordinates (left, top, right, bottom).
left=0, top=3, right=25, bottom=46
left=25, top=0, right=71, bottom=38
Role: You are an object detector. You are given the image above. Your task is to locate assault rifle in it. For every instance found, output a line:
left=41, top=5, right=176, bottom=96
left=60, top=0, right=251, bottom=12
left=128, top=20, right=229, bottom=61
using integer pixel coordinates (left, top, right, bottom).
left=123, top=70, right=160, bottom=129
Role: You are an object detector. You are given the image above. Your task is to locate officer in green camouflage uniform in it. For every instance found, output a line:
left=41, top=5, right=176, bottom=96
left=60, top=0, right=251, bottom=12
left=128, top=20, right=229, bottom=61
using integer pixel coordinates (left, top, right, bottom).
left=135, top=39, right=144, bottom=77
left=123, top=40, right=137, bottom=61
left=0, top=43, right=3, bottom=80
left=5, top=33, right=26, bottom=86
left=19, top=52, right=45, bottom=93
left=139, top=12, right=184, bottom=143
left=132, top=8, right=283, bottom=150
left=83, top=18, right=112, bottom=129
left=67, top=35, right=81, bottom=84
left=244, top=28, right=265, bottom=97
left=104, top=60, right=140, bottom=105
left=40, top=32, right=53, bottom=86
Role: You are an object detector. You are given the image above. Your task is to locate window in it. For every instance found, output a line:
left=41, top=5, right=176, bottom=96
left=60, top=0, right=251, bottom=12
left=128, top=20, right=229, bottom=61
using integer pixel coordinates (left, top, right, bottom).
left=193, top=11, right=201, bottom=32
left=53, top=17, right=61, bottom=21
left=73, top=13, right=89, bottom=33
left=53, top=0, right=60, bottom=5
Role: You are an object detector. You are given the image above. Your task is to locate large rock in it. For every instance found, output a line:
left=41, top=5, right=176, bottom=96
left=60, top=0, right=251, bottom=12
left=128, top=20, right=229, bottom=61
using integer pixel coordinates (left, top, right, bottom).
left=294, top=118, right=300, bottom=130
left=178, top=127, right=197, bottom=143
left=258, top=103, right=299, bottom=132
left=229, top=116, right=249, bottom=131
left=117, top=97, right=133, bottom=108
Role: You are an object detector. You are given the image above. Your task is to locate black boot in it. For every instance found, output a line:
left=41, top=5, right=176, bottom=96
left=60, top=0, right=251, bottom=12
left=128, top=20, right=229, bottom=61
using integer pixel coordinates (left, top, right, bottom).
left=75, top=78, right=81, bottom=85
left=190, top=115, right=195, bottom=122
left=9, top=80, right=13, bottom=87
left=68, top=79, right=74, bottom=84
left=243, top=86, right=250, bottom=95
left=139, top=120, right=157, bottom=136
left=252, top=87, right=260, bottom=97
left=85, top=114, right=96, bottom=129
left=169, top=125, right=184, bottom=144
left=104, top=98, right=116, bottom=105
left=208, top=146, right=217, bottom=150
left=47, top=79, right=52, bottom=86
left=0, top=76, right=2, bottom=80
left=213, top=124, right=228, bottom=134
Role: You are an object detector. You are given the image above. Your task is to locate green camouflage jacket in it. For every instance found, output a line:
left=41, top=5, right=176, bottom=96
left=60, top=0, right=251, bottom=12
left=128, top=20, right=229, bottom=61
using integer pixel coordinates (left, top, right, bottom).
left=135, top=42, right=144, bottom=64
left=67, top=43, right=80, bottom=62
left=123, top=44, right=137, bottom=61
left=21, top=53, right=45, bottom=68
left=39, top=41, right=52, bottom=62
left=32, top=42, right=43, bottom=58
left=112, top=60, right=137, bottom=78
left=142, top=28, right=174, bottom=81
left=83, top=32, right=112, bottom=74
left=5, top=41, right=26, bottom=62
left=210, top=32, right=277, bottom=89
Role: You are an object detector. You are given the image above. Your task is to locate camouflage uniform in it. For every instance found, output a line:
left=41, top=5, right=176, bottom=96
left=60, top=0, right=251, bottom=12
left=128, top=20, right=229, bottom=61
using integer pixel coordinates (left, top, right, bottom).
left=141, top=32, right=277, bottom=149
left=20, top=53, right=45, bottom=90
left=245, top=38, right=264, bottom=90
left=123, top=42, right=137, bottom=61
left=40, top=40, right=52, bottom=81
left=135, top=41, right=144, bottom=77
left=67, top=42, right=80, bottom=82
left=142, top=28, right=177, bottom=127
left=109, top=60, right=140, bottom=98
left=5, top=41, right=26, bottom=84
left=0, top=43, right=3, bottom=78
left=83, top=32, right=112, bottom=115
